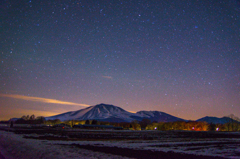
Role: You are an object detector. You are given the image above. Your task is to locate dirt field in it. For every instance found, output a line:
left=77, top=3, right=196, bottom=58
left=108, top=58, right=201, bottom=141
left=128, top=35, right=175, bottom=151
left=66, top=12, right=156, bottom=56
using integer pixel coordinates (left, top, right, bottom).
left=3, top=126, right=240, bottom=140
left=0, top=126, right=239, bottom=159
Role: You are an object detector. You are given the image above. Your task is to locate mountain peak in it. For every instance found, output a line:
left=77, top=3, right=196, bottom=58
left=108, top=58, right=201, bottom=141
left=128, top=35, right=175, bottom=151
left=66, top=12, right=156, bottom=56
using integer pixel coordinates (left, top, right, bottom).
left=96, top=103, right=110, bottom=106
left=46, top=103, right=142, bottom=122
left=46, top=104, right=185, bottom=122
left=94, top=103, right=115, bottom=108
left=92, top=103, right=126, bottom=112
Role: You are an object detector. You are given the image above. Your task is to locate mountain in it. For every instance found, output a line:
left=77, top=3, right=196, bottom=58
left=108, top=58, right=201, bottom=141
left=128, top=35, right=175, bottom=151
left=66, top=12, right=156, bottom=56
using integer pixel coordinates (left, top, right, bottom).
left=46, top=103, right=184, bottom=122
left=46, top=103, right=143, bottom=122
left=136, top=111, right=185, bottom=122
left=196, top=116, right=236, bottom=124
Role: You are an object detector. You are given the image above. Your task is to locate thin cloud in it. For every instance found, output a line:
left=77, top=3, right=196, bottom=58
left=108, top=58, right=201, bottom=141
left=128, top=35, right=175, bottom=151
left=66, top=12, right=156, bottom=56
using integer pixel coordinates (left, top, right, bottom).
left=0, top=94, right=90, bottom=107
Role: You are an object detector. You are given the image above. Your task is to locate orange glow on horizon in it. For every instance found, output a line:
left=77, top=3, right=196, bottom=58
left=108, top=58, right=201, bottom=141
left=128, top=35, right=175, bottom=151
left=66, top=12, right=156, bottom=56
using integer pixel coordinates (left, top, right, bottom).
left=0, top=94, right=137, bottom=119
left=0, top=108, right=61, bottom=121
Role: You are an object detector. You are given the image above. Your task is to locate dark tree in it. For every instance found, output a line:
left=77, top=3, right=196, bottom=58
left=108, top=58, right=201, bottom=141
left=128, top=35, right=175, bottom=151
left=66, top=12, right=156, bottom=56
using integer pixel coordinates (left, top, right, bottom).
left=10, top=121, right=13, bottom=128
left=208, top=123, right=216, bottom=131
left=29, top=114, right=35, bottom=120
left=15, top=118, right=26, bottom=124
left=85, top=120, right=90, bottom=124
left=21, top=115, right=27, bottom=120
left=130, top=120, right=140, bottom=130
left=129, top=124, right=132, bottom=128
left=36, top=116, right=46, bottom=124
left=91, top=120, right=98, bottom=125
left=228, top=114, right=240, bottom=131
left=139, top=118, right=152, bottom=129
left=52, top=119, right=61, bottom=125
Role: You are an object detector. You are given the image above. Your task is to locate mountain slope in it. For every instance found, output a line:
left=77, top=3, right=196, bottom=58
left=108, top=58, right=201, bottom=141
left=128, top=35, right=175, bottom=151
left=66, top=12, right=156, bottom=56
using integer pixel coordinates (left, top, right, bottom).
left=46, top=103, right=142, bottom=122
left=196, top=116, right=237, bottom=124
left=136, top=111, right=185, bottom=122
left=46, top=103, right=185, bottom=122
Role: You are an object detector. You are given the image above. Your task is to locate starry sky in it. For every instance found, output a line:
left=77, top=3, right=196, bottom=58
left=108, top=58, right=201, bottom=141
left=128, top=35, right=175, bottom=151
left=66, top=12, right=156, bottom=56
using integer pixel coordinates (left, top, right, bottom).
left=0, top=0, right=239, bottom=121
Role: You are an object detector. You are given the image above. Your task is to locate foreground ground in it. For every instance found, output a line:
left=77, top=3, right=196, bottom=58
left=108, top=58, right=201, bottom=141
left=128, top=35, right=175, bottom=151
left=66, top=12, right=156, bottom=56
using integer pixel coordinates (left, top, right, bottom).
left=0, top=126, right=239, bottom=159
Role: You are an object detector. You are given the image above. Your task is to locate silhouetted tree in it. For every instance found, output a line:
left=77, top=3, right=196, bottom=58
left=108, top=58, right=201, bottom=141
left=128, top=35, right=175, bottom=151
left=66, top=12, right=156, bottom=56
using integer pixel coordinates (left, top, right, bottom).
left=92, top=120, right=98, bottom=125
left=85, top=120, right=90, bottom=124
left=227, top=114, right=240, bottom=131
left=146, top=122, right=159, bottom=130
left=130, top=120, right=141, bottom=130
left=208, top=123, right=216, bottom=131
left=15, top=118, right=26, bottom=124
left=215, top=124, right=225, bottom=131
left=10, top=121, right=13, bottom=128
left=29, top=114, right=35, bottom=120
left=139, top=118, right=152, bottom=129
left=21, top=115, right=27, bottom=120
left=35, top=116, right=46, bottom=124
left=224, top=114, right=237, bottom=131
left=52, top=119, right=61, bottom=125
left=119, top=122, right=131, bottom=129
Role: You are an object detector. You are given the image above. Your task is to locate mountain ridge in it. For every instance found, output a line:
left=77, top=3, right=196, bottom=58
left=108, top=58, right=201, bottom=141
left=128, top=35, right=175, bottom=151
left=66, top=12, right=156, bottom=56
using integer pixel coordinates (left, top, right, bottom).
left=45, top=103, right=237, bottom=124
left=45, top=103, right=185, bottom=122
left=196, top=116, right=238, bottom=124
left=136, top=111, right=185, bottom=122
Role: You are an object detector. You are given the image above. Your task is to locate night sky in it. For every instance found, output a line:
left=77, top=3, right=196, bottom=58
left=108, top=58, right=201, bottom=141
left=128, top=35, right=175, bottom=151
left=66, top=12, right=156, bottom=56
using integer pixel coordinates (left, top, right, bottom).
left=1, top=0, right=239, bottom=120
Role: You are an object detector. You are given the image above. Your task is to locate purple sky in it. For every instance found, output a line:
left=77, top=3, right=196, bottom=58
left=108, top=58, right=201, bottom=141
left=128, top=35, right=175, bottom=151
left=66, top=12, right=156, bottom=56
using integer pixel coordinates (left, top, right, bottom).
left=0, top=0, right=239, bottom=120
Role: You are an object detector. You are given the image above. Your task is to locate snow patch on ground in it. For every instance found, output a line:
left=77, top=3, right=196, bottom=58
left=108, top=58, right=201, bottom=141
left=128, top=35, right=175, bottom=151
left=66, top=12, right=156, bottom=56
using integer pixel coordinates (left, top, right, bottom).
left=47, top=137, right=240, bottom=158
left=0, top=131, right=131, bottom=159
left=1, top=130, right=240, bottom=159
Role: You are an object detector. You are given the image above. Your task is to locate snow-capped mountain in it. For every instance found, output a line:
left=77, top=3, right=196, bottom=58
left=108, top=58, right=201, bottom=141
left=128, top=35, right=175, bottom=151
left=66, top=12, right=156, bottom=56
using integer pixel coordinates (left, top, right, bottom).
left=136, top=111, right=185, bottom=122
left=196, top=116, right=237, bottom=124
left=46, top=103, right=143, bottom=122
left=46, top=103, right=184, bottom=122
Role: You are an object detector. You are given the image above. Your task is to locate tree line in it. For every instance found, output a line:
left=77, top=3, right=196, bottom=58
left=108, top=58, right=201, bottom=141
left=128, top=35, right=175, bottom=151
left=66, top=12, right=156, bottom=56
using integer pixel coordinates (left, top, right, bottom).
left=14, top=115, right=46, bottom=124
left=13, top=115, right=240, bottom=131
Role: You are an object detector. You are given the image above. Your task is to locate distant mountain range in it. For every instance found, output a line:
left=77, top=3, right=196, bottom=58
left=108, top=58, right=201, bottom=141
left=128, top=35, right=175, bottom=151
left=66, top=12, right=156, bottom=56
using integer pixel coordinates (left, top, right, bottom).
left=45, top=103, right=237, bottom=124
left=196, top=116, right=237, bottom=124
left=45, top=103, right=186, bottom=122
left=136, top=111, right=185, bottom=122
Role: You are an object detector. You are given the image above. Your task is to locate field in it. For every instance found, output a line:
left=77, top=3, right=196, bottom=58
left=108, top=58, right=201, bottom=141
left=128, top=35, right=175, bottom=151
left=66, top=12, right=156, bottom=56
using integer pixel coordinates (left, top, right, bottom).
left=0, top=126, right=240, bottom=159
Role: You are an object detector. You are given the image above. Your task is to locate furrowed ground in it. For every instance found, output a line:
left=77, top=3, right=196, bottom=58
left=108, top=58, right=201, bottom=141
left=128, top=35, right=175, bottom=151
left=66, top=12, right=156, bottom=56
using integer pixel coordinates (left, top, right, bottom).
left=0, top=126, right=239, bottom=159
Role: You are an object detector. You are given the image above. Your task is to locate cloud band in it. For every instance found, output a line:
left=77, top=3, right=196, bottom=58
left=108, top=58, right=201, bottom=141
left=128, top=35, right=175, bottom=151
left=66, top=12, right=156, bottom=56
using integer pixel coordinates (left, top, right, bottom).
left=0, top=94, right=90, bottom=107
